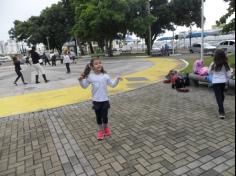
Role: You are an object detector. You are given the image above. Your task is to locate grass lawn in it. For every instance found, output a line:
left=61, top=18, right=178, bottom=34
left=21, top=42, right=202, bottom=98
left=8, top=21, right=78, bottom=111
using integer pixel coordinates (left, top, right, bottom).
left=181, top=54, right=235, bottom=74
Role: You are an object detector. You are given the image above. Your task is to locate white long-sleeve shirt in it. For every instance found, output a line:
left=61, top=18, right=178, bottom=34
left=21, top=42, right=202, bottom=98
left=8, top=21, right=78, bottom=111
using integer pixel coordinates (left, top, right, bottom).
left=208, top=62, right=232, bottom=84
left=63, top=55, right=71, bottom=64
left=79, top=72, right=119, bottom=102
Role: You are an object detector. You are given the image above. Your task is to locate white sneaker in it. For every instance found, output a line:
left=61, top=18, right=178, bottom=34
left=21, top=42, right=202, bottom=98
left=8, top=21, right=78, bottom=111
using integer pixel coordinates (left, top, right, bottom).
left=219, top=114, right=226, bottom=119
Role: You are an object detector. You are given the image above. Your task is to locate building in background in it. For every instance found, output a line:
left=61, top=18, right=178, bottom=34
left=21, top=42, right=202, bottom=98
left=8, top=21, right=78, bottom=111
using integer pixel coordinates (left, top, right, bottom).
left=4, top=39, right=21, bottom=54
left=0, top=41, right=6, bottom=55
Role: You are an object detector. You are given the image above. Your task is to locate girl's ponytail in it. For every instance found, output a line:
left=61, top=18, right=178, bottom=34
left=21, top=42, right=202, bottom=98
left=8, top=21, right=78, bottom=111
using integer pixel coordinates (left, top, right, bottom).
left=83, top=64, right=91, bottom=78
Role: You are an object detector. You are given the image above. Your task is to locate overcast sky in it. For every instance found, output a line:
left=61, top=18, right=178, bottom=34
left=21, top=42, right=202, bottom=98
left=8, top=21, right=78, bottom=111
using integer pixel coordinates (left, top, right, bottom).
left=0, top=0, right=230, bottom=41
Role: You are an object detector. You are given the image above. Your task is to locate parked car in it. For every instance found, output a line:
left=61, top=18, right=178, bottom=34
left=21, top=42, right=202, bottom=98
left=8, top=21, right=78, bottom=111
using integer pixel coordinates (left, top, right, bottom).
left=217, top=40, right=235, bottom=53
left=189, top=43, right=216, bottom=55
left=151, top=47, right=162, bottom=56
left=0, top=56, right=11, bottom=63
left=151, top=44, right=173, bottom=56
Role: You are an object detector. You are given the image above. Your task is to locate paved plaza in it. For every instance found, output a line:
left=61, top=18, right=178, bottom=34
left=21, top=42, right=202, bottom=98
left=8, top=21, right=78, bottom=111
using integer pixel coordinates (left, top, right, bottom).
left=0, top=57, right=180, bottom=117
left=0, top=56, right=235, bottom=176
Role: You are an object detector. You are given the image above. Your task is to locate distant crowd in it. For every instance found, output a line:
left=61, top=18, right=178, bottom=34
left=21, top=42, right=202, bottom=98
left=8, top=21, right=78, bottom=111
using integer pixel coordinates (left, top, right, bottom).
left=12, top=47, right=78, bottom=85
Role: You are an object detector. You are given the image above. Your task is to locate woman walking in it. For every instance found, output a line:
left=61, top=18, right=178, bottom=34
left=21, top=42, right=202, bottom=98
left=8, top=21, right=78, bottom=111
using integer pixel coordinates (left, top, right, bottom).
left=208, top=49, right=232, bottom=119
left=63, top=49, right=71, bottom=73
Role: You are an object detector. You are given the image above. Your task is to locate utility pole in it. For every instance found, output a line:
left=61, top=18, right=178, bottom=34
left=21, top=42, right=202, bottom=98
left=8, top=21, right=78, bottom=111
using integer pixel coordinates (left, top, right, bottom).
left=172, top=30, right=175, bottom=55
left=147, top=0, right=152, bottom=55
left=189, top=25, right=192, bottom=48
left=201, top=0, right=205, bottom=60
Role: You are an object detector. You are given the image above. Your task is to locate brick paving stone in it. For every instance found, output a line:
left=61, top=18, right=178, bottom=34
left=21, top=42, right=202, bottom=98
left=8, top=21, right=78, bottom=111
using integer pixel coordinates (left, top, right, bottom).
left=160, top=159, right=176, bottom=170
left=210, top=149, right=225, bottom=158
left=186, top=167, right=205, bottom=176
left=173, top=166, right=190, bottom=175
left=0, top=83, right=235, bottom=176
left=225, top=158, right=235, bottom=167
left=197, top=148, right=213, bottom=157
left=214, top=163, right=231, bottom=173
left=200, top=169, right=221, bottom=176
left=200, top=161, right=217, bottom=170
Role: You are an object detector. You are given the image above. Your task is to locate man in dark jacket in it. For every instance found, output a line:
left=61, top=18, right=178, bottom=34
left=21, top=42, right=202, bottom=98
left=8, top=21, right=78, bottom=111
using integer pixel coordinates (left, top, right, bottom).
left=30, top=46, right=49, bottom=84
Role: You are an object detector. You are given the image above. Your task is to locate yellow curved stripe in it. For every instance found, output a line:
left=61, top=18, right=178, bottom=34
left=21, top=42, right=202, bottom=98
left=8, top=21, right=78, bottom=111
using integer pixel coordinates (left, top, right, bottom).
left=0, top=58, right=181, bottom=117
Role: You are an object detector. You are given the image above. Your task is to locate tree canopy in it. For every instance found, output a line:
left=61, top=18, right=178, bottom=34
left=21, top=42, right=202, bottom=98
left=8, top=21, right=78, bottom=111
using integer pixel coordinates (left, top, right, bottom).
left=9, top=0, right=202, bottom=55
left=217, top=0, right=235, bottom=32
left=9, top=2, right=73, bottom=53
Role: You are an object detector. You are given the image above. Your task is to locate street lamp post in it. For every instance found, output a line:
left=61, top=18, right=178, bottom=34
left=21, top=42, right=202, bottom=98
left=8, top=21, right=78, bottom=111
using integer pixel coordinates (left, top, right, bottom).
left=172, top=29, right=175, bottom=55
left=201, top=0, right=205, bottom=60
left=189, top=25, right=192, bottom=47
left=46, top=36, right=50, bottom=51
left=147, top=0, right=152, bottom=55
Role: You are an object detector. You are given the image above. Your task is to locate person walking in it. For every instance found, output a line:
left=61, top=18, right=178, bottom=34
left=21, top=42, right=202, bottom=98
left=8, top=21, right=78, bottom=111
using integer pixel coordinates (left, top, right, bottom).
left=208, top=49, right=232, bottom=119
left=164, top=44, right=170, bottom=56
left=12, top=56, right=27, bottom=85
left=63, top=49, right=71, bottom=73
left=43, top=52, right=51, bottom=66
left=79, top=58, right=122, bottom=140
left=70, top=50, right=76, bottom=64
left=30, top=46, right=49, bottom=84
left=51, top=52, right=57, bottom=66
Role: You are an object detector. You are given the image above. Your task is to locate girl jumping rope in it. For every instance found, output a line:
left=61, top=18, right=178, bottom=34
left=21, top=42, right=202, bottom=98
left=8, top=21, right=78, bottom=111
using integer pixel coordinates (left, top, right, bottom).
left=79, top=58, right=122, bottom=140
left=208, top=49, right=232, bottom=119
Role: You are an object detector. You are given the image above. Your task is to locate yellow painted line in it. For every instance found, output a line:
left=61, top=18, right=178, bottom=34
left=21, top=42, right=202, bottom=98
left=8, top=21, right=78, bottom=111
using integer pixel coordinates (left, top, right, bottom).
left=0, top=58, right=181, bottom=117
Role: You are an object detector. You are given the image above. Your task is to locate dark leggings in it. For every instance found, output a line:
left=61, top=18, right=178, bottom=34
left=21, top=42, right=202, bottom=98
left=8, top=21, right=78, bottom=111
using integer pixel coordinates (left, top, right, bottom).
left=93, top=101, right=110, bottom=125
left=213, top=83, right=226, bottom=115
left=66, top=63, right=70, bottom=73
left=15, top=70, right=25, bottom=83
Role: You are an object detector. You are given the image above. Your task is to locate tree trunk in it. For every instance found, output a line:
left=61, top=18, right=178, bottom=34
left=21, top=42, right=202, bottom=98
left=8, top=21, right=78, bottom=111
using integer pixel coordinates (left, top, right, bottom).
left=98, top=40, right=105, bottom=53
left=145, top=38, right=151, bottom=55
left=105, top=40, right=109, bottom=55
left=108, top=39, right=113, bottom=57
left=88, top=41, right=94, bottom=54
left=77, top=37, right=85, bottom=56
left=145, top=36, right=155, bottom=55
left=57, top=47, right=62, bottom=55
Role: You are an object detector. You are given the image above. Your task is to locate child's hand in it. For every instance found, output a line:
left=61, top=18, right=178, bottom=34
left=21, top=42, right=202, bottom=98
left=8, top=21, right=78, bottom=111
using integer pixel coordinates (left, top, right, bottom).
left=78, top=74, right=85, bottom=81
left=117, top=77, right=123, bottom=81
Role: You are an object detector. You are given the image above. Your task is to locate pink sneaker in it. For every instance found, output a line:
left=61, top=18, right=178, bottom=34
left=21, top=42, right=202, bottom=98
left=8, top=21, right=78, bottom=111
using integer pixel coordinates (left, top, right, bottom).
left=97, top=131, right=104, bottom=140
left=104, top=127, right=111, bottom=137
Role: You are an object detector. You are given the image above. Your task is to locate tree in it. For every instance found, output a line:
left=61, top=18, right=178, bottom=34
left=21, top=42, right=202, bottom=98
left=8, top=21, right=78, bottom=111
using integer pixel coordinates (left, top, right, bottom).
left=72, top=0, right=129, bottom=56
left=9, top=20, right=31, bottom=42
left=9, top=2, right=74, bottom=54
left=217, top=0, right=235, bottom=32
left=169, top=0, right=202, bottom=48
left=40, top=2, right=73, bottom=53
left=127, top=0, right=202, bottom=54
left=169, top=0, right=202, bottom=28
left=125, top=0, right=156, bottom=55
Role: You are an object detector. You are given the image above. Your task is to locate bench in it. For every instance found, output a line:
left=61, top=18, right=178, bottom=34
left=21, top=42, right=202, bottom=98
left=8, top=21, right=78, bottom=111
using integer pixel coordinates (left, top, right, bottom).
left=189, top=73, right=235, bottom=89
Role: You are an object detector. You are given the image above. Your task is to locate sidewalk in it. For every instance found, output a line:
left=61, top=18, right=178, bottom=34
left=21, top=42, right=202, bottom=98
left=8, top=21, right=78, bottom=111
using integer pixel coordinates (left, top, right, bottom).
left=0, top=82, right=235, bottom=176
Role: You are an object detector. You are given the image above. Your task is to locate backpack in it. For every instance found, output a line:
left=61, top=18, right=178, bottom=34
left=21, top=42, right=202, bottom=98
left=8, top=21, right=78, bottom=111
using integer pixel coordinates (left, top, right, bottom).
left=182, top=73, right=190, bottom=86
left=175, top=77, right=185, bottom=89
